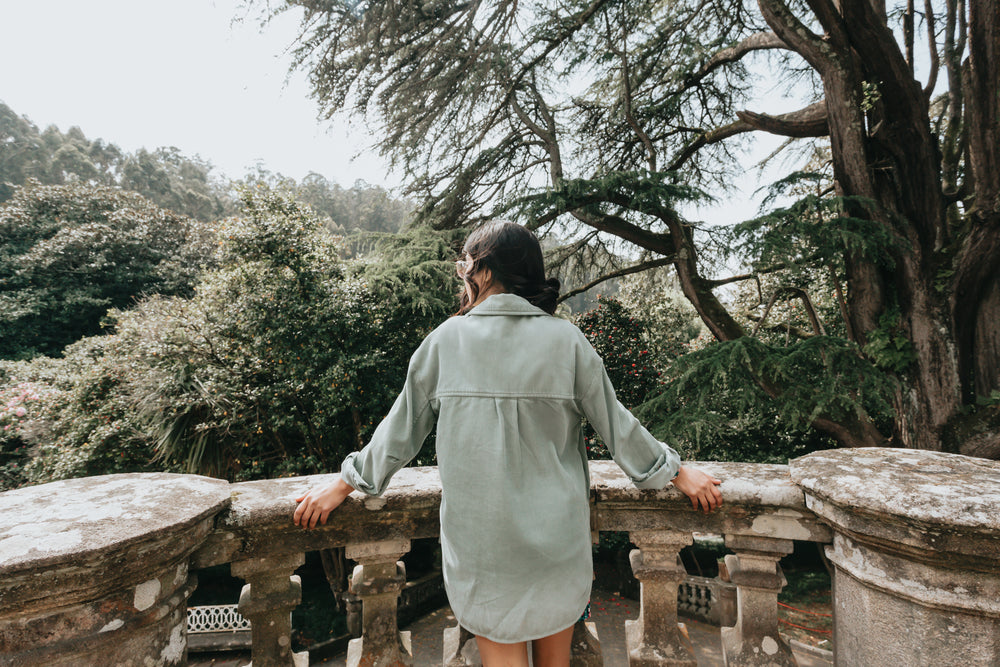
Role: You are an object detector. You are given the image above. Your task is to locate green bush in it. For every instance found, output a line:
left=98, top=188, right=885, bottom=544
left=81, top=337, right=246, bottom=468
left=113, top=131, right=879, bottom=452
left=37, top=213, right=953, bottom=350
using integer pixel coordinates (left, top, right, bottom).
left=9, top=188, right=459, bottom=485
left=0, top=181, right=216, bottom=359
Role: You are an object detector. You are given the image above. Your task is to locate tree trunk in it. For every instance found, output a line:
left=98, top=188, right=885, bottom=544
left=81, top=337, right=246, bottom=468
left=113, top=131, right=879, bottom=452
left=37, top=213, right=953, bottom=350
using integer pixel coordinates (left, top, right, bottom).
left=959, top=0, right=1000, bottom=401
left=946, top=0, right=1000, bottom=458
left=761, top=0, right=966, bottom=451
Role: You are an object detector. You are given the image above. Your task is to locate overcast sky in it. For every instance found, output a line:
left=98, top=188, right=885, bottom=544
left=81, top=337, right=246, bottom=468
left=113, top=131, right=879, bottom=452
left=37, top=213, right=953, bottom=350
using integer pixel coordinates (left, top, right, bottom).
left=0, top=0, right=792, bottom=226
left=0, top=0, right=395, bottom=187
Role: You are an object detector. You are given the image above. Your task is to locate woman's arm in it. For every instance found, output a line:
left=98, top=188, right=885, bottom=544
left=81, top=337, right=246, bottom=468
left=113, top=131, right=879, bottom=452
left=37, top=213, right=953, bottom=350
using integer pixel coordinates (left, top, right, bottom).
left=577, top=336, right=722, bottom=512
left=294, top=476, right=356, bottom=529
left=293, top=339, right=437, bottom=529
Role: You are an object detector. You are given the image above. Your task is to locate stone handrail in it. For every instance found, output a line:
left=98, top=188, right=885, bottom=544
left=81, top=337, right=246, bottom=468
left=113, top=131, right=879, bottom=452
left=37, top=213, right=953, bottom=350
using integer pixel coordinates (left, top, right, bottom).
left=2, top=449, right=999, bottom=666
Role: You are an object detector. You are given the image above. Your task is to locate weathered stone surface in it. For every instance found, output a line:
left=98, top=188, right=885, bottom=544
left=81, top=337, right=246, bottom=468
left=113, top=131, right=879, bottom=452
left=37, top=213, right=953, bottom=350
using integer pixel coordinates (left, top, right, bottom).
left=234, top=553, right=306, bottom=667
left=790, top=448, right=1000, bottom=560
left=193, top=468, right=443, bottom=567
left=442, top=624, right=480, bottom=666
left=721, top=537, right=795, bottom=667
left=625, top=530, right=697, bottom=667
left=591, top=461, right=832, bottom=543
left=346, top=540, right=413, bottom=667
left=189, top=462, right=834, bottom=571
left=832, top=552, right=1000, bottom=666
left=0, top=473, right=230, bottom=666
left=8, top=455, right=999, bottom=666
left=791, top=449, right=1000, bottom=667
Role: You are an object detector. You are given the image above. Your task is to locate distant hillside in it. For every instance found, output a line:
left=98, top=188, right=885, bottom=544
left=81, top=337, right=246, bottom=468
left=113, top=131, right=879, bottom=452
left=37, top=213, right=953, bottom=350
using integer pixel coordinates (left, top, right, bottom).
left=0, top=101, right=412, bottom=231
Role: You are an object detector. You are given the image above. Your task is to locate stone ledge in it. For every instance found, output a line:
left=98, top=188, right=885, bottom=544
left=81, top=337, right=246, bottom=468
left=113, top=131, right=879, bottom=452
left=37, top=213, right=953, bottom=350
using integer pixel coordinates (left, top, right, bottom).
left=790, top=448, right=1000, bottom=562
left=0, top=473, right=231, bottom=574
left=790, top=448, right=1000, bottom=532
left=186, top=461, right=834, bottom=568
left=591, top=461, right=832, bottom=542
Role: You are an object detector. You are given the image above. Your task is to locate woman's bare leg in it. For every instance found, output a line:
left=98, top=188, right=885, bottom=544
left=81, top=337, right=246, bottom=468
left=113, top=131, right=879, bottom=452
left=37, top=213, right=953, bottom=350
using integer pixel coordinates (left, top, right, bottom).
left=476, top=636, right=529, bottom=667
left=531, top=624, right=574, bottom=667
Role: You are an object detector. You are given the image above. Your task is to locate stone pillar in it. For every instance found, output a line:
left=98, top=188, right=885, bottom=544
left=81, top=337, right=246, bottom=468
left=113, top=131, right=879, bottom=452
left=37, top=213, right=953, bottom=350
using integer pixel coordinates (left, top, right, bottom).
left=571, top=618, right=603, bottom=667
left=343, top=590, right=363, bottom=638
left=791, top=448, right=1000, bottom=667
left=625, top=530, right=696, bottom=667
left=443, top=624, right=481, bottom=666
left=345, top=538, right=412, bottom=667
left=721, top=535, right=795, bottom=667
left=232, top=553, right=307, bottom=667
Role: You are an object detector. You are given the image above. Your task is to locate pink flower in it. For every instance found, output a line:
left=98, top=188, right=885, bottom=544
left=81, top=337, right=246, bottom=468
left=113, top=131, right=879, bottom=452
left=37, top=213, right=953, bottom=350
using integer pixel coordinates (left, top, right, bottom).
left=14, top=407, right=26, bottom=417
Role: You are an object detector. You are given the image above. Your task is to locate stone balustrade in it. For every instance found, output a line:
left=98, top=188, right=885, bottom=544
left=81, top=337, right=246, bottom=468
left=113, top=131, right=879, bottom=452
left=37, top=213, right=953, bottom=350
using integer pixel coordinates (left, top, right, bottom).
left=2, top=449, right=999, bottom=666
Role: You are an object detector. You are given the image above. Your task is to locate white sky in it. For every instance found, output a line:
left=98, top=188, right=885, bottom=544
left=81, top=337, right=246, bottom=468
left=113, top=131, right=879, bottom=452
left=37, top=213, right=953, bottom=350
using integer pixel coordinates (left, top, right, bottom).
left=0, top=0, right=795, bottom=226
left=0, top=0, right=394, bottom=187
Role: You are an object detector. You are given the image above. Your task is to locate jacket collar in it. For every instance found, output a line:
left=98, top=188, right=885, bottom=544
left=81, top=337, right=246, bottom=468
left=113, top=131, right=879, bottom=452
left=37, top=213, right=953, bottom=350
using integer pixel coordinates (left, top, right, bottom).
left=466, top=293, right=549, bottom=316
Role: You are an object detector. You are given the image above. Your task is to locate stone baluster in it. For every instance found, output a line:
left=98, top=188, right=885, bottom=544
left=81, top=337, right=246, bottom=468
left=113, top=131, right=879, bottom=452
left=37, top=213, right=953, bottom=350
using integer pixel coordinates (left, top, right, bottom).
left=625, top=530, right=697, bottom=667
left=721, top=535, right=795, bottom=667
left=443, top=624, right=481, bottom=666
left=343, top=589, right=363, bottom=638
left=571, top=617, right=604, bottom=666
left=232, top=553, right=307, bottom=667
left=345, top=539, right=412, bottom=667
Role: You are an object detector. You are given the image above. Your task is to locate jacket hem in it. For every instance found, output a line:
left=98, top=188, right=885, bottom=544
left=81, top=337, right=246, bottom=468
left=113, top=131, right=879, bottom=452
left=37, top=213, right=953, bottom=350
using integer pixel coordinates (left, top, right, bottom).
left=450, top=585, right=592, bottom=644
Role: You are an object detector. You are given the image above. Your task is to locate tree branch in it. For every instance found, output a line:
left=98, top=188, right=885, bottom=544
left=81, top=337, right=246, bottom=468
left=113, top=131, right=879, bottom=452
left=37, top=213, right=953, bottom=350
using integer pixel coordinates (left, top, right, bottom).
left=666, top=118, right=754, bottom=172
left=612, top=24, right=657, bottom=171
left=803, top=0, right=850, bottom=49
left=735, top=101, right=830, bottom=138
left=705, top=261, right=789, bottom=287
left=746, top=313, right=815, bottom=339
left=476, top=0, right=613, bottom=146
left=757, top=0, right=836, bottom=73
left=790, top=287, right=827, bottom=335
left=545, top=230, right=599, bottom=271
left=567, top=209, right=675, bottom=255
left=828, top=263, right=857, bottom=342
left=557, top=257, right=675, bottom=303
left=693, top=32, right=788, bottom=84
left=923, top=0, right=939, bottom=98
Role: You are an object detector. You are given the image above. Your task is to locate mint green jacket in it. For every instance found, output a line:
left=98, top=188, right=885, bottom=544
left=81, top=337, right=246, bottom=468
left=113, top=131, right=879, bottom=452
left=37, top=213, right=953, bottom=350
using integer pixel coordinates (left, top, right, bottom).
left=341, top=293, right=681, bottom=642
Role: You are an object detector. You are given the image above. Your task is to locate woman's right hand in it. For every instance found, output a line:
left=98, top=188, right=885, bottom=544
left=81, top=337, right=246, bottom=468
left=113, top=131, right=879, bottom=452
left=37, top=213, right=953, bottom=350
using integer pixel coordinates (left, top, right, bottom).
left=293, top=477, right=356, bottom=529
left=671, top=466, right=723, bottom=512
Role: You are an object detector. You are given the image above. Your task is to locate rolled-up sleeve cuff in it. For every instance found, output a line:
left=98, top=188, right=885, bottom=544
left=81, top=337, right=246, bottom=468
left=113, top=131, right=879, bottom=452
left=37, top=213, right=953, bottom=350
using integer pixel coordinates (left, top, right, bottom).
left=339, top=452, right=378, bottom=496
left=630, top=448, right=681, bottom=490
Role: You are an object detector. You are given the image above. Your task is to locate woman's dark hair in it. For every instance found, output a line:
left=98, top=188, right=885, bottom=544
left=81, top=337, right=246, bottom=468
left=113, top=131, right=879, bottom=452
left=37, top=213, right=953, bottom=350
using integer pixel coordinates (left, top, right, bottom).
left=458, top=221, right=561, bottom=315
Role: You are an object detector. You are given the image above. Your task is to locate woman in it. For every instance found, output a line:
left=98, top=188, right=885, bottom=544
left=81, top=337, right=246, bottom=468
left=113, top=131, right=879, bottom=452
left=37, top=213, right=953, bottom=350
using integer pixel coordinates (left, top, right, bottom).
left=294, top=221, right=722, bottom=666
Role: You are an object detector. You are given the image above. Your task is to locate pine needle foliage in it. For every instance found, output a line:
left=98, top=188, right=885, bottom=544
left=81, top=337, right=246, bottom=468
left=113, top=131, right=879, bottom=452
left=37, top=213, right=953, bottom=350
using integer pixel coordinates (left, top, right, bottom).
left=635, top=335, right=894, bottom=461
left=507, top=170, right=711, bottom=228
left=731, top=176, right=904, bottom=279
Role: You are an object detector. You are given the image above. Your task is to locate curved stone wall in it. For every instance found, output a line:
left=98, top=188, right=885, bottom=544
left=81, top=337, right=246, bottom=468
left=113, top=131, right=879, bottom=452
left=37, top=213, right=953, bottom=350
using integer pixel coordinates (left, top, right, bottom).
left=0, top=473, right=231, bottom=666
left=791, top=448, right=1000, bottom=666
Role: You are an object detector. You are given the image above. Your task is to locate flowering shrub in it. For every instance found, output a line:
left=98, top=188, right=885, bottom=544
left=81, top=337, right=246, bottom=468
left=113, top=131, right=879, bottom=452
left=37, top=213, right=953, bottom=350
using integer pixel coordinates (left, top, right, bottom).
left=0, top=382, right=44, bottom=489
left=575, top=296, right=662, bottom=459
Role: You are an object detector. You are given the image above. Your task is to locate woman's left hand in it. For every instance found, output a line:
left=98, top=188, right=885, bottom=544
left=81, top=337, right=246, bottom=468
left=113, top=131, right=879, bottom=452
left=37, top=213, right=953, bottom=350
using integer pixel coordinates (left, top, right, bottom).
left=671, top=465, right=723, bottom=512
left=293, top=477, right=355, bottom=529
